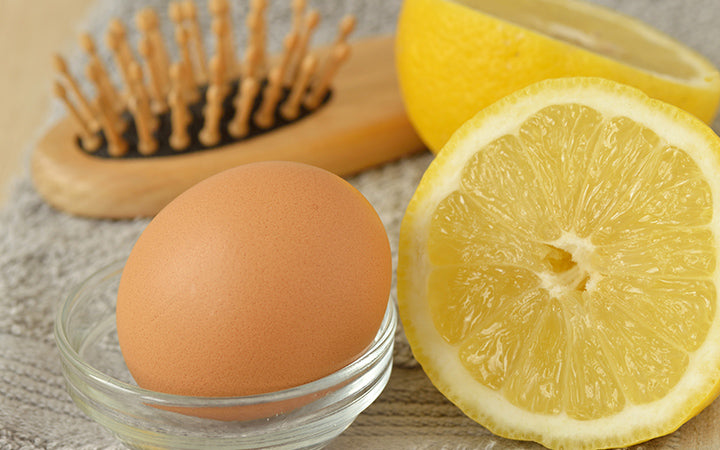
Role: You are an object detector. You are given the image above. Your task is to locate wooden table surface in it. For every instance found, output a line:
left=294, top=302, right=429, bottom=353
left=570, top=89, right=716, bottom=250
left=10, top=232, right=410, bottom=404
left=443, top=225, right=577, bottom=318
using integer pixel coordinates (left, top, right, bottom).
left=0, top=0, right=96, bottom=205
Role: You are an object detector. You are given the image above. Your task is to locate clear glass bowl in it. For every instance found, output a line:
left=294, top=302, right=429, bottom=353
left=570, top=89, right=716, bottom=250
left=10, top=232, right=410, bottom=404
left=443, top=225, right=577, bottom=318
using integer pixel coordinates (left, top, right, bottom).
left=54, top=260, right=396, bottom=449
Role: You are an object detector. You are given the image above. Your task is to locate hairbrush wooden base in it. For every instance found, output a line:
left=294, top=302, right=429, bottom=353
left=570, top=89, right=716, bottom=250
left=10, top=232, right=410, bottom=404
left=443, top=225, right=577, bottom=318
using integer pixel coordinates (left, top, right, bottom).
left=31, top=35, right=424, bottom=218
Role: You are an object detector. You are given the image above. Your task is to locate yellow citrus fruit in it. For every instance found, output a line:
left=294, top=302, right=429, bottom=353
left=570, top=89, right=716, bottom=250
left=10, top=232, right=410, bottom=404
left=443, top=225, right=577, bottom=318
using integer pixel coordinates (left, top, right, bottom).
left=396, top=0, right=720, bottom=153
left=397, top=77, right=720, bottom=449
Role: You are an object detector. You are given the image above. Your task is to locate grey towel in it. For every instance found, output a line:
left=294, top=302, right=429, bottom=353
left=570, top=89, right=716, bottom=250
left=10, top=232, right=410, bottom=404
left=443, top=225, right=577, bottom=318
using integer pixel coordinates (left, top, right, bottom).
left=2, top=0, right=720, bottom=448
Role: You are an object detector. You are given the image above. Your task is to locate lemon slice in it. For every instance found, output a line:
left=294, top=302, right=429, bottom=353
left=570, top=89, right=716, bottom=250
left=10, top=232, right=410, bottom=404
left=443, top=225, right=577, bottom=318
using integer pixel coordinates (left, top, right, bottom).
left=397, top=77, right=720, bottom=449
left=396, top=0, right=720, bottom=153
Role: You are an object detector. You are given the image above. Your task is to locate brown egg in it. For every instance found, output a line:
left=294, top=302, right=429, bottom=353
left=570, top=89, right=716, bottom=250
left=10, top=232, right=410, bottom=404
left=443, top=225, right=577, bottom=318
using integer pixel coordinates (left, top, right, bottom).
left=116, top=161, right=392, bottom=397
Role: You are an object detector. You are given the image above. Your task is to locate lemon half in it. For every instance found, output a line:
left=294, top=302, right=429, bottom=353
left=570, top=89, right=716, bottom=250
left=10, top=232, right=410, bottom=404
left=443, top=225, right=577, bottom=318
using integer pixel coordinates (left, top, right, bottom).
left=396, top=0, right=720, bottom=153
left=398, top=77, right=720, bottom=449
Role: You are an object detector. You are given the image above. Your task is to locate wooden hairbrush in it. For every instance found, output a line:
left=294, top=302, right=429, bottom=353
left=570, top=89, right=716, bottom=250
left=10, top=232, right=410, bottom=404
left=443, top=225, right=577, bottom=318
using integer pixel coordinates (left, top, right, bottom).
left=31, top=0, right=423, bottom=218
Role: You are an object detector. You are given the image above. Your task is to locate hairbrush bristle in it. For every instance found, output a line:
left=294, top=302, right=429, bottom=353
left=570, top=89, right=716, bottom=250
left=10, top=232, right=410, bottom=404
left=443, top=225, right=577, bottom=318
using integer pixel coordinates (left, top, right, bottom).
left=52, top=1, right=354, bottom=159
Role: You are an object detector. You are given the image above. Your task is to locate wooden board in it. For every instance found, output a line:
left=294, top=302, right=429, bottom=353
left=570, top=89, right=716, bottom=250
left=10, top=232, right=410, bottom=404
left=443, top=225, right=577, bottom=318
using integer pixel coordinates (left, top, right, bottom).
left=0, top=0, right=96, bottom=204
left=31, top=35, right=425, bottom=218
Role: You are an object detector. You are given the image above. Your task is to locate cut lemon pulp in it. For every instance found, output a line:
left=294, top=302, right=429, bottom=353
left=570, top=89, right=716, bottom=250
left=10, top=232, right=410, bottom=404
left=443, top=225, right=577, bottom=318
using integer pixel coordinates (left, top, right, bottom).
left=398, top=77, right=720, bottom=449
left=396, top=0, right=720, bottom=153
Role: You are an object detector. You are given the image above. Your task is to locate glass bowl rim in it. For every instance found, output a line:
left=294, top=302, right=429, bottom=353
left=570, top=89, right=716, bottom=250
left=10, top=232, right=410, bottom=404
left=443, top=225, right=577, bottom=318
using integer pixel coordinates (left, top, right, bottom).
left=54, top=259, right=397, bottom=408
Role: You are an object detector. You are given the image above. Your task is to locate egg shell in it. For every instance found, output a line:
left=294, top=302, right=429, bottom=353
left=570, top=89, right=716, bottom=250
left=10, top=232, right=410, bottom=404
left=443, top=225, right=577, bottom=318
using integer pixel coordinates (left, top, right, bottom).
left=116, top=161, right=392, bottom=397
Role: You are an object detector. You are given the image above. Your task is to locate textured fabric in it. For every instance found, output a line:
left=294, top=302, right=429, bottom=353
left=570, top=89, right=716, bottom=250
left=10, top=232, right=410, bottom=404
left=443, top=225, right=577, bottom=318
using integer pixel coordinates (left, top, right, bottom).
left=2, top=0, right=720, bottom=448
